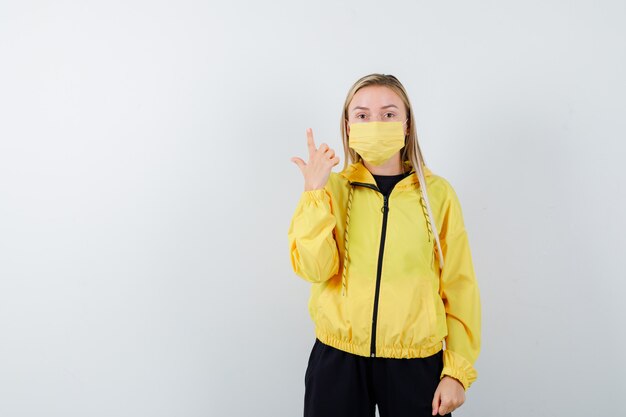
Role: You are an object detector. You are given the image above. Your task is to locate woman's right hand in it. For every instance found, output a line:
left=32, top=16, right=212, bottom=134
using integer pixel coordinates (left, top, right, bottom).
left=290, top=128, right=340, bottom=191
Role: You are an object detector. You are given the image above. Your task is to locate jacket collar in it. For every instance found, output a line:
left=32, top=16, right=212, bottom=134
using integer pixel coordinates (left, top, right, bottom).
left=339, top=160, right=432, bottom=190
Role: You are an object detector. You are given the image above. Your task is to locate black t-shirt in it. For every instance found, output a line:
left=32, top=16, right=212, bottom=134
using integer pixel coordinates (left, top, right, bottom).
left=372, top=170, right=412, bottom=196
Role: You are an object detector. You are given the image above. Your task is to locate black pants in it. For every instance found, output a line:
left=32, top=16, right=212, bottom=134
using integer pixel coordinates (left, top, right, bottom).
left=304, top=338, right=452, bottom=417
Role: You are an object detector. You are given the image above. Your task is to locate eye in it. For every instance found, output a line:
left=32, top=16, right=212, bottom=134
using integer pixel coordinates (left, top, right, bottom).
left=384, top=112, right=396, bottom=119
left=356, top=113, right=367, bottom=120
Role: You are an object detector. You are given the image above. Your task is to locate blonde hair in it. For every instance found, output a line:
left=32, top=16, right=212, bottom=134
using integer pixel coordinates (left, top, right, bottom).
left=339, top=73, right=445, bottom=269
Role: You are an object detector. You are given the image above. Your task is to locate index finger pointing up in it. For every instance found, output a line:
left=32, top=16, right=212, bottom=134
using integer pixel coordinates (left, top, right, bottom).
left=306, top=128, right=317, bottom=158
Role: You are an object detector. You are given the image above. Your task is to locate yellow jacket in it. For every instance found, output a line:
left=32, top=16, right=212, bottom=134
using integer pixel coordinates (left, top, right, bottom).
left=288, top=160, right=481, bottom=390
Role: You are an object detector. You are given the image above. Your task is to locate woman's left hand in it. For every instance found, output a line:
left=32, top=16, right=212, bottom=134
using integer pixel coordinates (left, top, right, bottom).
left=431, top=376, right=465, bottom=415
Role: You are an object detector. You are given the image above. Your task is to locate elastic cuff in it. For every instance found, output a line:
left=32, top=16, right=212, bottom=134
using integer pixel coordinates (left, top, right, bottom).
left=302, top=189, right=329, bottom=202
left=440, top=367, right=469, bottom=391
left=439, top=349, right=478, bottom=391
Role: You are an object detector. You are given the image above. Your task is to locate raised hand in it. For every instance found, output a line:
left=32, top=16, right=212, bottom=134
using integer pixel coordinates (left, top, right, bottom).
left=290, top=128, right=340, bottom=191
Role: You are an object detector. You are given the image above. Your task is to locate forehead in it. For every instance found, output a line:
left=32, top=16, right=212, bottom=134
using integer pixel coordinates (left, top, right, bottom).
left=349, top=85, right=404, bottom=110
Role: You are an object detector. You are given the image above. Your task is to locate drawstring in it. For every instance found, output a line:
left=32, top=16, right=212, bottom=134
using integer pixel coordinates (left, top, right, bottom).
left=414, top=162, right=445, bottom=269
left=419, top=193, right=437, bottom=269
left=419, top=194, right=434, bottom=242
left=341, top=185, right=354, bottom=297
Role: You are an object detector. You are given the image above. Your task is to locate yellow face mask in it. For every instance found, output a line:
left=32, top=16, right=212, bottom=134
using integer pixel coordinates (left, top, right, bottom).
left=348, top=121, right=406, bottom=166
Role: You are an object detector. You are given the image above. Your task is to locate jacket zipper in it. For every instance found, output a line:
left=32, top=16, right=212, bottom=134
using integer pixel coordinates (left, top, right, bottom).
left=350, top=181, right=390, bottom=358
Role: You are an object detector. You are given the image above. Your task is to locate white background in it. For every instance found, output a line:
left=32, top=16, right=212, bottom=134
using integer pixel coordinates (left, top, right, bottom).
left=1, top=1, right=625, bottom=416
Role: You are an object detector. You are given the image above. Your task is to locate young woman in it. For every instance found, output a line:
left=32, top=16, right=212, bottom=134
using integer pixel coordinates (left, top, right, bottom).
left=288, top=73, right=481, bottom=417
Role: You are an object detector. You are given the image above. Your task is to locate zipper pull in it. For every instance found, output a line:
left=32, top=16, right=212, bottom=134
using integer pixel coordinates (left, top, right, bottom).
left=381, top=194, right=389, bottom=214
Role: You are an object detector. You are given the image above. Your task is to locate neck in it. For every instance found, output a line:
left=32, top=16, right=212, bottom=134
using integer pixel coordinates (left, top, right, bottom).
left=362, top=153, right=404, bottom=175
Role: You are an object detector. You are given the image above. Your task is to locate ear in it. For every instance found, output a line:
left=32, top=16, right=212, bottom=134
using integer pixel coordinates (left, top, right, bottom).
left=345, top=119, right=350, bottom=136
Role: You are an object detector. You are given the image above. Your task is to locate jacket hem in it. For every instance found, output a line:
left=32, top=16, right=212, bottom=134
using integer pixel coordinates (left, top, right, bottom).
left=316, top=328, right=443, bottom=359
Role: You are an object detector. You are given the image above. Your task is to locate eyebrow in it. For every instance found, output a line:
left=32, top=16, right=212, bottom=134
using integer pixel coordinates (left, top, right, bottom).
left=351, top=104, right=399, bottom=111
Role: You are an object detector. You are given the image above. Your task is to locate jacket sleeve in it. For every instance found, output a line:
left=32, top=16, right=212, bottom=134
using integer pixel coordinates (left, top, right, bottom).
left=437, top=183, right=482, bottom=391
left=288, top=187, right=340, bottom=283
